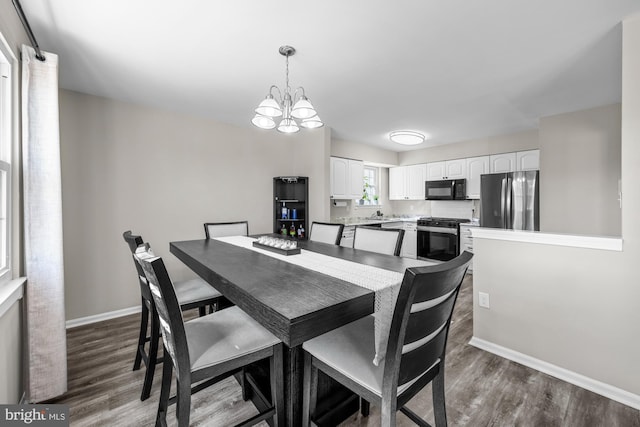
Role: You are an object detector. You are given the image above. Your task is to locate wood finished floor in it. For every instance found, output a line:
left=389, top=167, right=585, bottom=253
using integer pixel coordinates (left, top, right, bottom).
left=53, top=275, right=640, bottom=426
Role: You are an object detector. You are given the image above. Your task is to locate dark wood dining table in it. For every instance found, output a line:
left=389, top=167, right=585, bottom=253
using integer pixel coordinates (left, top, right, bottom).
left=170, top=236, right=428, bottom=426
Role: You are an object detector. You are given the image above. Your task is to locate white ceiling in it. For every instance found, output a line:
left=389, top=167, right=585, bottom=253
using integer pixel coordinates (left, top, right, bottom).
left=20, top=1, right=640, bottom=151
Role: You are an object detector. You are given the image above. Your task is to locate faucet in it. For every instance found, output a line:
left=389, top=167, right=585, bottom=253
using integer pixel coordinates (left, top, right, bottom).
left=371, top=210, right=383, bottom=218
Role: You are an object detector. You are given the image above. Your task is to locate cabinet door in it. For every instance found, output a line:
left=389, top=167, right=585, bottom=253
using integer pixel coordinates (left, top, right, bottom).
left=490, top=153, right=516, bottom=173
left=348, top=160, right=364, bottom=199
left=406, top=164, right=427, bottom=199
left=516, top=150, right=540, bottom=171
left=330, top=157, right=349, bottom=199
left=426, top=162, right=446, bottom=181
left=400, top=224, right=417, bottom=259
left=445, top=159, right=466, bottom=179
left=389, top=167, right=407, bottom=200
left=465, top=156, right=490, bottom=199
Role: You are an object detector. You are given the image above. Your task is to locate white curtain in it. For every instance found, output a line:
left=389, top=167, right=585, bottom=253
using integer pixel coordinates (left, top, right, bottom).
left=21, top=45, right=67, bottom=402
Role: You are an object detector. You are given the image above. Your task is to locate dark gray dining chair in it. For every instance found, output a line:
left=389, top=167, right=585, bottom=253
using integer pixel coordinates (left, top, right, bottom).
left=309, top=221, right=345, bottom=245
left=204, top=221, right=249, bottom=239
left=123, top=231, right=225, bottom=401
left=353, top=225, right=405, bottom=256
left=302, top=251, right=473, bottom=426
left=135, top=243, right=285, bottom=427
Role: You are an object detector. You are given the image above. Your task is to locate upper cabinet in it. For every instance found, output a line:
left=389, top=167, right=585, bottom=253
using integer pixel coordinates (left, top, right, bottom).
left=489, top=152, right=517, bottom=173
left=490, top=150, right=539, bottom=173
left=330, top=157, right=364, bottom=199
left=389, top=164, right=427, bottom=200
left=516, top=149, right=540, bottom=171
left=426, top=159, right=466, bottom=181
left=465, top=156, right=490, bottom=199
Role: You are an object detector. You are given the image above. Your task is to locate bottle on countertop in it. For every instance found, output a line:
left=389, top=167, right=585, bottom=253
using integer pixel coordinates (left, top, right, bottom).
left=289, top=223, right=296, bottom=238
left=281, top=223, right=287, bottom=235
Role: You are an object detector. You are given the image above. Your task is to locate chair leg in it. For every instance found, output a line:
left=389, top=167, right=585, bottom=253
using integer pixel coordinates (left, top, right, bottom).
left=432, top=370, right=447, bottom=427
left=176, top=377, right=191, bottom=427
left=155, top=354, right=173, bottom=427
left=360, top=398, right=371, bottom=417
left=141, top=308, right=161, bottom=401
left=240, top=368, right=249, bottom=401
left=302, top=352, right=318, bottom=427
left=270, top=344, right=285, bottom=427
left=133, top=297, right=149, bottom=371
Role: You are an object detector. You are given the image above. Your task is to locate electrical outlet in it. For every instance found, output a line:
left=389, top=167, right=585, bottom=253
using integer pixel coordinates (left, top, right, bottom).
left=478, top=292, right=490, bottom=309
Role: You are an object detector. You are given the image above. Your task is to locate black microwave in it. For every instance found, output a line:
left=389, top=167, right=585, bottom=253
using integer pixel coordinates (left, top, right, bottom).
left=425, top=179, right=467, bottom=200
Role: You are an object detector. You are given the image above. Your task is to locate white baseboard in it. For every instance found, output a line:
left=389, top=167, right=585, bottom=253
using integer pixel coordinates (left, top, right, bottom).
left=469, top=337, right=640, bottom=410
left=66, top=305, right=140, bottom=329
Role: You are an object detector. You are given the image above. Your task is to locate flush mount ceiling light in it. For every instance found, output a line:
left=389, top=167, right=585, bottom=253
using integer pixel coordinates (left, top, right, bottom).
left=389, top=130, right=426, bottom=145
left=252, top=45, right=324, bottom=134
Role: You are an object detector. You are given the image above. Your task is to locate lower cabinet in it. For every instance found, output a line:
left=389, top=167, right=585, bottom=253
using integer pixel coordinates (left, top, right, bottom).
left=459, top=224, right=476, bottom=272
left=401, top=222, right=417, bottom=259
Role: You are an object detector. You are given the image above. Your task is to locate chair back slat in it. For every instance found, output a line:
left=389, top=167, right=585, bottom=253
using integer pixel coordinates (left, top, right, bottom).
left=397, top=326, right=448, bottom=386
left=383, top=251, right=472, bottom=392
left=204, top=221, right=249, bottom=239
left=403, top=290, right=458, bottom=345
left=353, top=226, right=405, bottom=256
left=135, top=245, right=189, bottom=378
left=309, top=222, right=344, bottom=245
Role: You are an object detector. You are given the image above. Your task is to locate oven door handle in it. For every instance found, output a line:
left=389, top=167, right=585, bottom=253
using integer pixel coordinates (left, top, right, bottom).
left=417, top=226, right=458, bottom=235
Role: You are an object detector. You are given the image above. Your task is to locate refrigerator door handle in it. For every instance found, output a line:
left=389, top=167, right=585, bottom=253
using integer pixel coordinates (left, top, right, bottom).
left=505, top=176, right=513, bottom=229
left=500, top=177, right=507, bottom=228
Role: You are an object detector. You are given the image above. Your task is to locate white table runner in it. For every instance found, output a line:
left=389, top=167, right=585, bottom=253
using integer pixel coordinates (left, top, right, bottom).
left=215, top=235, right=431, bottom=365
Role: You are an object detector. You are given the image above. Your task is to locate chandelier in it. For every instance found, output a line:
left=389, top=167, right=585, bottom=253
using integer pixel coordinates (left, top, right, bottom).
left=252, top=45, right=323, bottom=133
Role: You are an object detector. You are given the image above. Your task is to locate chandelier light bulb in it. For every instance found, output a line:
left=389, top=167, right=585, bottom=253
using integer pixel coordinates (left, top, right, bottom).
left=277, top=118, right=300, bottom=134
left=300, top=115, right=324, bottom=129
left=251, top=114, right=276, bottom=129
left=255, top=95, right=283, bottom=117
left=291, top=97, right=317, bottom=119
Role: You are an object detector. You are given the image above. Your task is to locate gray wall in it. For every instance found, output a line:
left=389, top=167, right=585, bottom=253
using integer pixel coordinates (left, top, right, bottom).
left=59, top=90, right=330, bottom=320
left=540, top=104, right=621, bottom=236
left=473, top=14, right=640, bottom=399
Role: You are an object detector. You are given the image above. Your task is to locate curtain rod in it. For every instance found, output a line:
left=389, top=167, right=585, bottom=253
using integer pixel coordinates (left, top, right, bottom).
left=12, top=0, right=45, bottom=61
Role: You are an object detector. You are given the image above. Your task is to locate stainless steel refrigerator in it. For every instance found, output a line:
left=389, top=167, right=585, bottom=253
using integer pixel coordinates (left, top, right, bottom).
left=480, top=171, right=539, bottom=230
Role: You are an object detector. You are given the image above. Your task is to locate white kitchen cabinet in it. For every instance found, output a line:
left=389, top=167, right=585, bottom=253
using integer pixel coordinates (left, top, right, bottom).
left=401, top=221, right=417, bottom=259
left=389, top=164, right=426, bottom=200
left=516, top=149, right=540, bottom=171
left=459, top=224, right=476, bottom=272
left=388, top=166, right=406, bottom=200
left=426, top=159, right=466, bottom=180
left=465, top=156, right=490, bottom=199
left=490, top=152, right=517, bottom=173
left=330, top=157, right=363, bottom=199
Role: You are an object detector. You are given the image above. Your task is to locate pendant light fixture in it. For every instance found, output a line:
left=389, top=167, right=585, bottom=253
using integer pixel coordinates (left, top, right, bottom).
left=252, top=46, right=323, bottom=133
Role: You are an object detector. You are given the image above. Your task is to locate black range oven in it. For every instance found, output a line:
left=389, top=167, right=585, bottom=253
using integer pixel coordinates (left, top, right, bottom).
left=417, top=217, right=465, bottom=262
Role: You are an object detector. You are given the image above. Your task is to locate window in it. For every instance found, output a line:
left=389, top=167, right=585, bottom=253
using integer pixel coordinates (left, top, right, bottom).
left=0, top=42, right=13, bottom=283
left=363, top=166, right=379, bottom=204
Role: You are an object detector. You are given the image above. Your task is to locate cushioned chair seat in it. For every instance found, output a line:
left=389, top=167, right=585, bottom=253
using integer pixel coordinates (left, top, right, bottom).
left=186, top=306, right=280, bottom=371
left=174, top=278, right=222, bottom=306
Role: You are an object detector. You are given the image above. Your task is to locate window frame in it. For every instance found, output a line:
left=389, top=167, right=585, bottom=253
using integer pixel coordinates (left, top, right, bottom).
left=363, top=165, right=379, bottom=205
left=0, top=33, right=15, bottom=285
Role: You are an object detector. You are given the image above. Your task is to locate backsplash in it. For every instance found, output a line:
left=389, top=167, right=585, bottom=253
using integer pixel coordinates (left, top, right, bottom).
left=329, top=198, right=480, bottom=220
